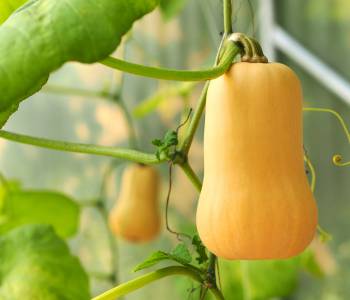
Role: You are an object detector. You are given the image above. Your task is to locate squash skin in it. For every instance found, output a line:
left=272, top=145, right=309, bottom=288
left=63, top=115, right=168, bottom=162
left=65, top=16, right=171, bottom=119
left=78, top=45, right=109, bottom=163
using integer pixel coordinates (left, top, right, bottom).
left=196, top=62, right=318, bottom=260
left=109, top=164, right=160, bottom=242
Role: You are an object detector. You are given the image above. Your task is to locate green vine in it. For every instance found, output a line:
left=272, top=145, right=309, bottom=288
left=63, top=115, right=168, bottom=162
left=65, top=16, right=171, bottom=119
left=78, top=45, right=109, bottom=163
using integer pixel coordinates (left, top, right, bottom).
left=0, top=130, right=162, bottom=165
left=100, top=42, right=239, bottom=82
left=92, top=266, right=223, bottom=300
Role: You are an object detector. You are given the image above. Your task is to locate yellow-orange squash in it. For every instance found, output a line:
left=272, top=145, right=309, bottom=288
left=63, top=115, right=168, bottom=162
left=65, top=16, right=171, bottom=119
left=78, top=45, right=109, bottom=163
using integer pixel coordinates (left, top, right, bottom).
left=109, top=164, right=160, bottom=242
left=196, top=62, right=318, bottom=260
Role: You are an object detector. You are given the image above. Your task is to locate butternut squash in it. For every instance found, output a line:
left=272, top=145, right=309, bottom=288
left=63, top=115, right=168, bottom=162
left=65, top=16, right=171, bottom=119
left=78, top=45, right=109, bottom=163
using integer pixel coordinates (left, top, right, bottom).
left=109, top=164, right=160, bottom=242
left=196, top=62, right=318, bottom=260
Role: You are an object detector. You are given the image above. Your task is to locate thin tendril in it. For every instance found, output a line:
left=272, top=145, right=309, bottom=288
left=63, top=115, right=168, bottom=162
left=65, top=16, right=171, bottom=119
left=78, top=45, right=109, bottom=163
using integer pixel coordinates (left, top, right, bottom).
left=303, top=147, right=331, bottom=242
left=304, top=151, right=316, bottom=192
left=304, top=107, right=350, bottom=167
left=176, top=109, right=193, bottom=135
left=165, top=162, right=192, bottom=241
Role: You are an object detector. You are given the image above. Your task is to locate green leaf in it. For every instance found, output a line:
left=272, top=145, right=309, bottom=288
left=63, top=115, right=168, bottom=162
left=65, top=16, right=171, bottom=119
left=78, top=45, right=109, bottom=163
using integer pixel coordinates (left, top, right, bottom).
left=133, top=251, right=170, bottom=272
left=0, top=224, right=89, bottom=300
left=170, top=243, right=192, bottom=264
left=159, top=0, right=187, bottom=20
left=152, top=130, right=179, bottom=160
left=0, top=188, right=80, bottom=238
left=300, top=249, right=324, bottom=277
left=192, top=234, right=208, bottom=265
left=0, top=0, right=27, bottom=24
left=0, top=0, right=159, bottom=127
left=134, top=243, right=192, bottom=272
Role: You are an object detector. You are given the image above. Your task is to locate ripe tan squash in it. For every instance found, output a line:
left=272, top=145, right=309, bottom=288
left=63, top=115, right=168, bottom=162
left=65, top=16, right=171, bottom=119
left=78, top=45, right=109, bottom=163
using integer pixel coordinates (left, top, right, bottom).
left=196, top=62, right=318, bottom=260
left=109, top=164, right=160, bottom=242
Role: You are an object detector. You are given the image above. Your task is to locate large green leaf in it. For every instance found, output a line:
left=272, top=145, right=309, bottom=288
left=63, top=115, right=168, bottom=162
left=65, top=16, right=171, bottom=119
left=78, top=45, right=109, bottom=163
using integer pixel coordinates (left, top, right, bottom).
left=0, top=0, right=159, bottom=127
left=0, top=0, right=27, bottom=24
left=0, top=185, right=80, bottom=238
left=0, top=224, right=89, bottom=300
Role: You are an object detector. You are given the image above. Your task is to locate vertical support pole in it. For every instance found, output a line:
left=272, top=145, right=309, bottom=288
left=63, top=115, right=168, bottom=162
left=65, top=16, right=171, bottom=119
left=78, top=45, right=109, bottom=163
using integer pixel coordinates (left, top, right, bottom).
left=259, top=0, right=276, bottom=61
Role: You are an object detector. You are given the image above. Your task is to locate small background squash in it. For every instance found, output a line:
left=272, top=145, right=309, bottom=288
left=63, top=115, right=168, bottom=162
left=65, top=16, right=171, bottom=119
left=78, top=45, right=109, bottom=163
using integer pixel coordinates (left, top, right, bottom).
left=109, top=164, right=160, bottom=242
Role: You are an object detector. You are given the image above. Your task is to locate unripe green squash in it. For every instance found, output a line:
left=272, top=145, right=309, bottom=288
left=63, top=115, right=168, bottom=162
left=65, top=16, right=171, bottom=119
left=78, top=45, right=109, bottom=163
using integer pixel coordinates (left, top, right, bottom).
left=196, top=62, right=318, bottom=260
left=109, top=164, right=160, bottom=242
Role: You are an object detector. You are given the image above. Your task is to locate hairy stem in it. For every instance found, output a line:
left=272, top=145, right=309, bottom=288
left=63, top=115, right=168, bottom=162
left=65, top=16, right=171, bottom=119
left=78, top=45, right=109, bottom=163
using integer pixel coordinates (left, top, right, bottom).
left=179, top=83, right=209, bottom=155
left=179, top=161, right=202, bottom=192
left=223, top=0, right=233, bottom=35
left=100, top=43, right=238, bottom=82
left=0, top=130, right=163, bottom=165
left=43, top=85, right=111, bottom=99
left=92, top=266, right=201, bottom=300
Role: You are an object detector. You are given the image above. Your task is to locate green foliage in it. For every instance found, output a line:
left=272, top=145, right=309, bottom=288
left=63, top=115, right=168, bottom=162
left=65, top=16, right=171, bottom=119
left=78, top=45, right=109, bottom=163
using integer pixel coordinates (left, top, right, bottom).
left=0, top=183, right=80, bottom=238
left=134, top=243, right=192, bottom=272
left=159, top=0, right=188, bottom=20
left=0, top=0, right=159, bottom=128
left=0, top=224, right=89, bottom=300
left=0, top=0, right=27, bottom=24
left=300, top=250, right=324, bottom=278
left=152, top=130, right=179, bottom=160
left=192, top=234, right=208, bottom=265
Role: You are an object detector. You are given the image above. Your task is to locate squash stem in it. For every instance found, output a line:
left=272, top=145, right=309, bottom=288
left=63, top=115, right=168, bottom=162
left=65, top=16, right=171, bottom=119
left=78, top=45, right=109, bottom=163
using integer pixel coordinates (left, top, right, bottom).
left=92, top=266, right=200, bottom=300
left=223, top=0, right=233, bottom=35
left=100, top=43, right=238, bottom=82
left=179, top=161, right=202, bottom=192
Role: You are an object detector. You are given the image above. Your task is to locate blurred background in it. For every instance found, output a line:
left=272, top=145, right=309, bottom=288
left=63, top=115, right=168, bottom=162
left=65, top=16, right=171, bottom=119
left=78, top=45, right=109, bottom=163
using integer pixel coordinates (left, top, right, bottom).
left=1, top=0, right=350, bottom=299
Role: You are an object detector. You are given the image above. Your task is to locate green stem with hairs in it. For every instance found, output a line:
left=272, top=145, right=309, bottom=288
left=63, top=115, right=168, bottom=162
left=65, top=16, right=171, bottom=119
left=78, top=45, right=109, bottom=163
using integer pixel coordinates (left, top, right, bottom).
left=92, top=266, right=223, bottom=300
left=223, top=0, right=233, bottom=35
left=179, top=161, right=202, bottom=192
left=0, top=130, right=163, bottom=165
left=100, top=43, right=238, bottom=82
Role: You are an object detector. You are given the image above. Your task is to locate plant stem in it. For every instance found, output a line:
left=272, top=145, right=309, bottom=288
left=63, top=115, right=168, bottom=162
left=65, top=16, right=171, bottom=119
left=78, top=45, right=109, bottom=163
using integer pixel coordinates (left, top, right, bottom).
left=223, top=0, right=233, bottom=35
left=179, top=83, right=209, bottom=155
left=0, top=130, right=164, bottom=165
left=100, top=43, right=238, bottom=82
left=207, top=253, right=217, bottom=287
left=179, top=161, right=202, bottom=192
left=92, top=265, right=225, bottom=300
left=92, top=266, right=201, bottom=300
